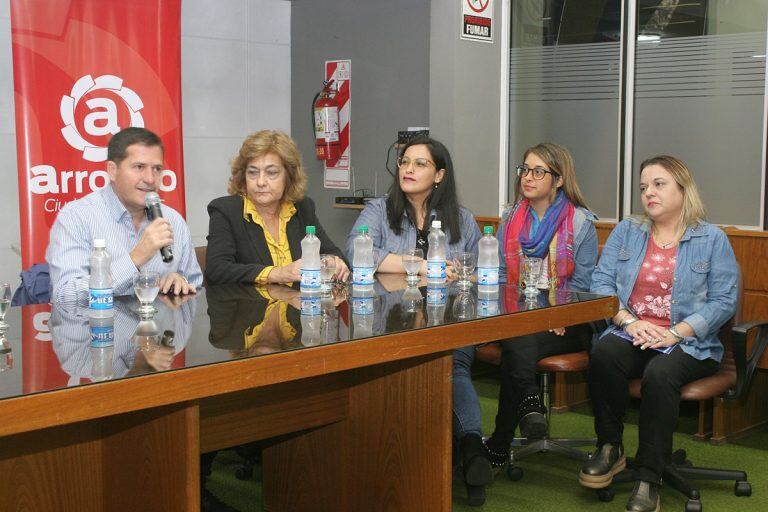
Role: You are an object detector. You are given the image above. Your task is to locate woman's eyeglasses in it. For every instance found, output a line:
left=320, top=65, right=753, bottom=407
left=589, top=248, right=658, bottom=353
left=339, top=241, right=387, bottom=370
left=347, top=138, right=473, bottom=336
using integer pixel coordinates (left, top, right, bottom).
left=516, top=165, right=559, bottom=180
left=397, top=157, right=435, bottom=170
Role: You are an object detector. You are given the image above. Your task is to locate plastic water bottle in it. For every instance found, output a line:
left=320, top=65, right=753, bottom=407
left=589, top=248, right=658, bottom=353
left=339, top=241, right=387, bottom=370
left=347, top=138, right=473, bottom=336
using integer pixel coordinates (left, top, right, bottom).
left=351, top=285, right=375, bottom=338
left=426, top=282, right=446, bottom=326
left=89, top=315, right=114, bottom=381
left=426, top=220, right=447, bottom=284
left=352, top=225, right=375, bottom=289
left=300, top=226, right=322, bottom=293
left=477, top=288, right=500, bottom=317
left=89, top=239, right=114, bottom=318
left=477, top=225, right=500, bottom=292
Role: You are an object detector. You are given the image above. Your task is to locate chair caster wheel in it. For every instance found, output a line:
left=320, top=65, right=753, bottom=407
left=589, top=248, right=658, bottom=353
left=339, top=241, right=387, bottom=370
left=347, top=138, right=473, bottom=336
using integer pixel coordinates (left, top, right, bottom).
left=507, top=465, right=523, bottom=481
left=596, top=488, right=615, bottom=502
left=735, top=481, right=752, bottom=497
left=672, top=449, right=687, bottom=465
left=235, top=466, right=253, bottom=480
left=685, top=499, right=702, bottom=512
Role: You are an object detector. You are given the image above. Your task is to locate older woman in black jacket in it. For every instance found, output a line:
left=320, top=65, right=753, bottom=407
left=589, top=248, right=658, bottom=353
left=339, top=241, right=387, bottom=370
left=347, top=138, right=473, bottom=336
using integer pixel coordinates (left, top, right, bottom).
left=205, top=130, right=348, bottom=285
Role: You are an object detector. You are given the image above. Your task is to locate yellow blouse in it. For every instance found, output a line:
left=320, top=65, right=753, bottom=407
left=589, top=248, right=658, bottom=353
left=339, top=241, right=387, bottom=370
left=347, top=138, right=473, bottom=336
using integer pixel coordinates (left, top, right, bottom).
left=242, top=196, right=297, bottom=284
left=243, top=286, right=297, bottom=349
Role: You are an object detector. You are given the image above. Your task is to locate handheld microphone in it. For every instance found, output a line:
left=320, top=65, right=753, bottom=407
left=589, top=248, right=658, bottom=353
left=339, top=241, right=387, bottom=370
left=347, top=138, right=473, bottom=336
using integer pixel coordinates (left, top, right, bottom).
left=145, top=192, right=174, bottom=263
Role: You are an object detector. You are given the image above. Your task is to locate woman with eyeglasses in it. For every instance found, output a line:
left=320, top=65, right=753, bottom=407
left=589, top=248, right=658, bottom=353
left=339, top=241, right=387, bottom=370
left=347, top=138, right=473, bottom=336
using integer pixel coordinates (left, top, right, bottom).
left=345, top=135, right=487, bottom=505
left=205, top=130, right=349, bottom=285
left=481, top=142, right=598, bottom=467
left=580, top=156, right=737, bottom=512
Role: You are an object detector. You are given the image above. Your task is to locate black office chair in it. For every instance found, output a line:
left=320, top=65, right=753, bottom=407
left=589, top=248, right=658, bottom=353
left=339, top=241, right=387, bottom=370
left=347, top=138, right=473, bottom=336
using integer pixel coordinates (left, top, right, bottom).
left=592, top=313, right=766, bottom=512
left=475, top=344, right=596, bottom=481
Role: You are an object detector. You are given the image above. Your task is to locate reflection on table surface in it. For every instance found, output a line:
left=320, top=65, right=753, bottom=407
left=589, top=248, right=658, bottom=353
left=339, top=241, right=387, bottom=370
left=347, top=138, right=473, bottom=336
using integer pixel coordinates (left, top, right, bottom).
left=0, top=277, right=608, bottom=401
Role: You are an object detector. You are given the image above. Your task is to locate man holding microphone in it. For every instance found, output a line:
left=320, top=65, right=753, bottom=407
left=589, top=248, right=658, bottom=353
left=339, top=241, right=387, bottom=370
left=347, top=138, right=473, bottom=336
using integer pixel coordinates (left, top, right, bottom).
left=47, top=127, right=202, bottom=303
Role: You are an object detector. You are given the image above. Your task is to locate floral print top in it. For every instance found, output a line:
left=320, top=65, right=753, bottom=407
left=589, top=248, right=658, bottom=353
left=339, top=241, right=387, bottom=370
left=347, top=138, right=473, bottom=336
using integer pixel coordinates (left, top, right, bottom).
left=628, top=237, right=678, bottom=327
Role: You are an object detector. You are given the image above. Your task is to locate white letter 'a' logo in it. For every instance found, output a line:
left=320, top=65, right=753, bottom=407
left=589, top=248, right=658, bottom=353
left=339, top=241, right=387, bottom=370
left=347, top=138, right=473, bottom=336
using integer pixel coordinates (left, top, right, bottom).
left=60, top=75, right=145, bottom=163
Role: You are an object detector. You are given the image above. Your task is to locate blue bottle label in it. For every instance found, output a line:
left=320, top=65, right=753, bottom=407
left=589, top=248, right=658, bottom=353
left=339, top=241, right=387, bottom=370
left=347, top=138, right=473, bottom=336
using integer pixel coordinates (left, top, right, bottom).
left=426, top=286, right=446, bottom=305
left=90, top=325, right=115, bottom=348
left=477, top=267, right=499, bottom=286
left=352, top=266, right=375, bottom=286
left=426, top=260, right=446, bottom=280
left=300, top=269, right=321, bottom=289
left=351, top=296, right=374, bottom=315
left=89, top=288, right=114, bottom=310
left=300, top=296, right=322, bottom=315
left=477, top=299, right=500, bottom=317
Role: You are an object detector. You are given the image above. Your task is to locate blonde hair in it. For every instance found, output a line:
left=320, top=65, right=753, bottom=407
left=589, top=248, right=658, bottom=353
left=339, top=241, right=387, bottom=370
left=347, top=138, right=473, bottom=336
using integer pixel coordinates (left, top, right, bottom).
left=513, top=142, right=590, bottom=209
left=639, top=155, right=705, bottom=230
left=228, top=130, right=307, bottom=203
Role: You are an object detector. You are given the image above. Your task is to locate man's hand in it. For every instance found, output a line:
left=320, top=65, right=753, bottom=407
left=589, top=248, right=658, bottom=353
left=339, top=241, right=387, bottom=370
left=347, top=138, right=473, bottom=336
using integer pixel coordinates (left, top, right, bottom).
left=158, top=292, right=195, bottom=309
left=160, top=272, right=196, bottom=295
left=130, top=218, right=173, bottom=268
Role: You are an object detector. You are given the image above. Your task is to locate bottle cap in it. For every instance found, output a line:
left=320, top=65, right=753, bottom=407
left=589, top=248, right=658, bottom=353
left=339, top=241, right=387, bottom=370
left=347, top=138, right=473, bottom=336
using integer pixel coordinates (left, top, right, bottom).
left=93, top=238, right=106, bottom=248
left=306, top=226, right=316, bottom=235
left=431, top=220, right=442, bottom=229
left=358, top=225, right=369, bottom=234
left=484, top=226, right=494, bottom=235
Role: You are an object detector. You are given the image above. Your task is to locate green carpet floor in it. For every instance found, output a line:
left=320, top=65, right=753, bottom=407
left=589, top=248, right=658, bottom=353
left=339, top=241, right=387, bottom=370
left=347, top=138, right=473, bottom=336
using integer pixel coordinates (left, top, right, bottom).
left=207, top=376, right=767, bottom=511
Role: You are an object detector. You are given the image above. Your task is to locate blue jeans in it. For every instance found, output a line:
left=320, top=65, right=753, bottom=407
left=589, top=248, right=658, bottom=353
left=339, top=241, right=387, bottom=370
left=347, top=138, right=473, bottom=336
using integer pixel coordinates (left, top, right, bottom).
left=453, top=345, right=482, bottom=439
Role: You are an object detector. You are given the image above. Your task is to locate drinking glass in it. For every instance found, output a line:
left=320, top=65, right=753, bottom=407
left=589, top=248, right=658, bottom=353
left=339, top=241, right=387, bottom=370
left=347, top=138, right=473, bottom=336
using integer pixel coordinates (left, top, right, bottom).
left=521, top=257, right=543, bottom=299
left=320, top=254, right=336, bottom=294
left=452, top=288, right=475, bottom=320
left=133, top=271, right=160, bottom=317
left=401, top=248, right=424, bottom=285
left=401, top=286, right=423, bottom=313
left=0, top=283, right=11, bottom=329
left=453, top=252, right=476, bottom=288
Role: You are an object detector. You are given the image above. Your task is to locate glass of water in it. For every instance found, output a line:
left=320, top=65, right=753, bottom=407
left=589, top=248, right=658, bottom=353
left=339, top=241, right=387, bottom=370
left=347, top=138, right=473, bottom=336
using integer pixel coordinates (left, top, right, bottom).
left=521, top=257, right=543, bottom=299
left=453, top=251, right=476, bottom=288
left=320, top=254, right=336, bottom=294
left=0, top=283, right=11, bottom=329
left=401, top=248, right=424, bottom=285
left=133, top=271, right=160, bottom=317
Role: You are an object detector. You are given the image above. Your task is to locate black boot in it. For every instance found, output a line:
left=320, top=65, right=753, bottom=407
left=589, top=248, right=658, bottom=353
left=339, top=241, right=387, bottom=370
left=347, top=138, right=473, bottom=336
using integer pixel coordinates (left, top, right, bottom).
left=579, top=443, right=626, bottom=489
left=484, top=435, right=510, bottom=468
left=460, top=433, right=494, bottom=487
left=517, top=393, right=548, bottom=440
left=626, top=480, right=660, bottom=512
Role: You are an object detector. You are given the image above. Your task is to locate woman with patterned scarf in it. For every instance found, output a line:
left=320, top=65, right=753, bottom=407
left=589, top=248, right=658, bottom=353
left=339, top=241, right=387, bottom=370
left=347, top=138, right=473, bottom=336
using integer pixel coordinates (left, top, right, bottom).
left=482, top=142, right=598, bottom=467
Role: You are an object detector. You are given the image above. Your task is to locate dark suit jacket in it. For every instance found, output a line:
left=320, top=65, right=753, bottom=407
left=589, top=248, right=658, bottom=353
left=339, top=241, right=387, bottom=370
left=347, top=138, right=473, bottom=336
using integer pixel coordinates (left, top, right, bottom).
left=206, top=284, right=302, bottom=350
left=205, top=195, right=344, bottom=285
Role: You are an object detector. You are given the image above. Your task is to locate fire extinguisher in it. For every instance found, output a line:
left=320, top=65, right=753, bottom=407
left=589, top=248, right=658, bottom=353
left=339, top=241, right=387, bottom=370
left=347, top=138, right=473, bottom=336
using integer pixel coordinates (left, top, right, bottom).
left=312, top=80, right=341, bottom=166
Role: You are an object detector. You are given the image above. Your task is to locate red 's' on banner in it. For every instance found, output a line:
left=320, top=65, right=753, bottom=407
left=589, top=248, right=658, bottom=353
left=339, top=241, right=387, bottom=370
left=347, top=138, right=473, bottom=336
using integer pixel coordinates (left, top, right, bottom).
left=11, top=0, right=185, bottom=391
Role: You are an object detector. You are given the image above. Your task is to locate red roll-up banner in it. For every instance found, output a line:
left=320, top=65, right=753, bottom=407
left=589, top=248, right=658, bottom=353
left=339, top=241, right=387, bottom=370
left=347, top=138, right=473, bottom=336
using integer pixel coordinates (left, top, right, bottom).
left=11, top=0, right=185, bottom=391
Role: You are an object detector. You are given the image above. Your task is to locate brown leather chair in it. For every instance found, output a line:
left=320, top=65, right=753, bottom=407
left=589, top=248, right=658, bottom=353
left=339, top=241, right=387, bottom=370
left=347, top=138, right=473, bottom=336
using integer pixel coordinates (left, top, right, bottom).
left=475, top=343, right=596, bottom=480
left=598, top=280, right=763, bottom=512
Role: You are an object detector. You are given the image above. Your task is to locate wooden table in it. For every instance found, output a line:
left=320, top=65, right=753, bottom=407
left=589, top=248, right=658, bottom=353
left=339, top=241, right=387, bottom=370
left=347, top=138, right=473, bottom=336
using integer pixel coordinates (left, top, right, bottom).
left=0, top=285, right=616, bottom=511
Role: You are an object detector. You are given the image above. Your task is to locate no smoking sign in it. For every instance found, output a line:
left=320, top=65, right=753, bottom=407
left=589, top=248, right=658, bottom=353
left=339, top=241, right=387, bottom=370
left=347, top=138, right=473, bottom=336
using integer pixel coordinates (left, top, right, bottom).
left=461, top=0, right=493, bottom=43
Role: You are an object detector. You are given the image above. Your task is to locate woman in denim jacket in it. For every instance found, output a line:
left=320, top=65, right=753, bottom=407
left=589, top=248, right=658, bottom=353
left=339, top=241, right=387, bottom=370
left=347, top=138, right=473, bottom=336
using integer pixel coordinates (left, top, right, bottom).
left=345, top=135, right=485, bottom=504
left=580, top=156, right=738, bottom=512
left=483, top=142, right=598, bottom=469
